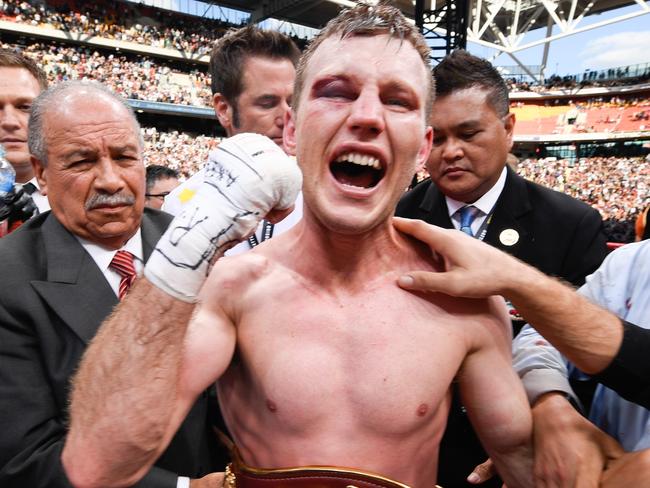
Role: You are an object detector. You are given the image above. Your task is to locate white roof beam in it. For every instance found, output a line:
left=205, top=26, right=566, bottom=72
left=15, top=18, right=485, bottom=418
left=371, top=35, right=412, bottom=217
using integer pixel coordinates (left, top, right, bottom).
left=510, top=8, right=650, bottom=53
left=567, top=0, right=579, bottom=26
left=508, top=0, right=522, bottom=45
left=633, top=0, right=650, bottom=11
left=541, top=0, right=568, bottom=32
left=476, top=0, right=506, bottom=39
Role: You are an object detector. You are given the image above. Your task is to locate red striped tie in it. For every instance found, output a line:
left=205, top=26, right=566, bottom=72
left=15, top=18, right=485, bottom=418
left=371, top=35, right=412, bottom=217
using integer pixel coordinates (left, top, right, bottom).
left=109, top=250, right=137, bottom=300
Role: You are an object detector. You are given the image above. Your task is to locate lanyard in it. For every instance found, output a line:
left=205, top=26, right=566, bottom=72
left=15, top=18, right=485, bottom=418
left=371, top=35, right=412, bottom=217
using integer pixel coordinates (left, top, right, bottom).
left=247, top=220, right=274, bottom=248
left=475, top=212, right=493, bottom=241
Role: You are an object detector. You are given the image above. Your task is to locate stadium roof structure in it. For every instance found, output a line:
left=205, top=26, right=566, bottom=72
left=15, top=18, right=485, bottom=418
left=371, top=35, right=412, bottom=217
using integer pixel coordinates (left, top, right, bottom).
left=459, top=0, right=649, bottom=81
left=202, top=0, right=649, bottom=81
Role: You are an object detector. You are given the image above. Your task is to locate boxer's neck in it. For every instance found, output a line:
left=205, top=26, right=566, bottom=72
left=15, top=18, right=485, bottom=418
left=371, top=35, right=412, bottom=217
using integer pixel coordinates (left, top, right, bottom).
left=286, top=213, right=408, bottom=291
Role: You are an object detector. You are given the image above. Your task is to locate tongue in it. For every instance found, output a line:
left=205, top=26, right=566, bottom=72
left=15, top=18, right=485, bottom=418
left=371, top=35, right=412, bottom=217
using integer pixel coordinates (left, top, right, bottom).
left=331, top=163, right=377, bottom=188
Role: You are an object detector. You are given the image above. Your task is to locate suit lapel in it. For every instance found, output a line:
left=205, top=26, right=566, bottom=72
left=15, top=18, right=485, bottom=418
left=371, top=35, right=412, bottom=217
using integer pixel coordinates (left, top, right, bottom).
left=483, top=168, right=531, bottom=254
left=30, top=215, right=117, bottom=344
left=419, top=183, right=454, bottom=229
left=140, top=212, right=159, bottom=262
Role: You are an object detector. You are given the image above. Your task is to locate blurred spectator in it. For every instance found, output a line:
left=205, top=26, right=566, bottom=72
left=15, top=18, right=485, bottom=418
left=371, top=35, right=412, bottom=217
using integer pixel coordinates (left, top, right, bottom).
left=144, top=164, right=179, bottom=210
left=141, top=127, right=219, bottom=178
left=506, top=66, right=650, bottom=93
left=636, top=206, right=650, bottom=241
left=516, top=156, right=648, bottom=224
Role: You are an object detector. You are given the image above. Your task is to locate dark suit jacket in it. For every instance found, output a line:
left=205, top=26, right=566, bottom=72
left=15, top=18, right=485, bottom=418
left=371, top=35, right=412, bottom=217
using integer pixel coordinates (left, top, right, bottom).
left=396, top=167, right=609, bottom=487
left=397, top=167, right=607, bottom=286
left=0, top=209, right=223, bottom=487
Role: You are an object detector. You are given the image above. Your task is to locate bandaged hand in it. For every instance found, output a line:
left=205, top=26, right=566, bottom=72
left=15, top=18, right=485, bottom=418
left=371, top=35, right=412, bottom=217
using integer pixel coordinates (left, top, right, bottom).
left=145, top=133, right=302, bottom=302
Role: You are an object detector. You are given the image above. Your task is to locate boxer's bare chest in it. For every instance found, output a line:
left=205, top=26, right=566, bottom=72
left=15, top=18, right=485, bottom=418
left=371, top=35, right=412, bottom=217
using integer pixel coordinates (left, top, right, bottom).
left=227, top=269, right=471, bottom=434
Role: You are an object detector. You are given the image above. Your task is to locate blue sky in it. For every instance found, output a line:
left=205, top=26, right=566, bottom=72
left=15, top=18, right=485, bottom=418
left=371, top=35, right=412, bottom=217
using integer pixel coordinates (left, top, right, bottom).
left=467, top=3, right=650, bottom=76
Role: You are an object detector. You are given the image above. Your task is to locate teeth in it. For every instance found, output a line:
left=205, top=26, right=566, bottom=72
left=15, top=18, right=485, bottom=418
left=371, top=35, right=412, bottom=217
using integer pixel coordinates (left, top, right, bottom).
left=335, top=152, right=381, bottom=170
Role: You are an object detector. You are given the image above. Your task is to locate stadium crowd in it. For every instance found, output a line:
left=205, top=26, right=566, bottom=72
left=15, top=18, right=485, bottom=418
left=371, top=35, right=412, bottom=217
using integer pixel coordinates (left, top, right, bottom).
left=507, top=68, right=650, bottom=93
left=1, top=0, right=231, bottom=56
left=516, top=156, right=648, bottom=222
left=0, top=0, right=308, bottom=54
left=141, top=127, right=219, bottom=179
left=0, top=41, right=212, bottom=106
left=516, top=155, right=649, bottom=242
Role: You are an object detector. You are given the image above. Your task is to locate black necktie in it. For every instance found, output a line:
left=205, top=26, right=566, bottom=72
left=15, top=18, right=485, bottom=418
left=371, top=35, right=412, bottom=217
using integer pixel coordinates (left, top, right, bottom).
left=22, top=182, right=37, bottom=195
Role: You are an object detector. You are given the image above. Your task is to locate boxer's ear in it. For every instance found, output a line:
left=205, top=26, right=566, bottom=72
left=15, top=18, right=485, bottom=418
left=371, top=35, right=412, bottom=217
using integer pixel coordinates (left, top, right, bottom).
left=283, top=110, right=297, bottom=156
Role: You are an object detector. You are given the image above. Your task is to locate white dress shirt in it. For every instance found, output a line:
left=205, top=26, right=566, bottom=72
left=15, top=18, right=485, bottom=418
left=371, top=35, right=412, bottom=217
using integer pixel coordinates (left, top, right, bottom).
left=445, top=166, right=507, bottom=238
left=26, top=177, right=51, bottom=213
left=76, top=230, right=144, bottom=298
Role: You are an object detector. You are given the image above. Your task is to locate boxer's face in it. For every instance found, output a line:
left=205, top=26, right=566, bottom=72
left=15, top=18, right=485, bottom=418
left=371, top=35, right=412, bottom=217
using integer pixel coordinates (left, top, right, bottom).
left=286, top=34, right=432, bottom=235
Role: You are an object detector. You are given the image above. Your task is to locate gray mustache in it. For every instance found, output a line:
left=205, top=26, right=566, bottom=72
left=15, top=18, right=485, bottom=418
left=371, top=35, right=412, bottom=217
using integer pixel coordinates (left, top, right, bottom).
left=85, top=193, right=135, bottom=210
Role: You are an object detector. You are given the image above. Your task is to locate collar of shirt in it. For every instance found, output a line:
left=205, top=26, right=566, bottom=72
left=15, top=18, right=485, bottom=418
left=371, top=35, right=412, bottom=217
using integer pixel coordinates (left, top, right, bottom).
left=26, top=177, right=51, bottom=213
left=445, top=166, right=508, bottom=233
left=76, top=229, right=144, bottom=297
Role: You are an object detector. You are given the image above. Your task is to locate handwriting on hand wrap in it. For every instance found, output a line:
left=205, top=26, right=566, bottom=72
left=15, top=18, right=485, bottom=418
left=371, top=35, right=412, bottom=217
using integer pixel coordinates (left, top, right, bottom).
left=154, top=206, right=259, bottom=273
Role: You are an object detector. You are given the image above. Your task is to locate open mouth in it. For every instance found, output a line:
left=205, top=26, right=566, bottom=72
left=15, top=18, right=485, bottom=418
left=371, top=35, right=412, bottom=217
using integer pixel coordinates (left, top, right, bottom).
left=330, top=152, right=385, bottom=189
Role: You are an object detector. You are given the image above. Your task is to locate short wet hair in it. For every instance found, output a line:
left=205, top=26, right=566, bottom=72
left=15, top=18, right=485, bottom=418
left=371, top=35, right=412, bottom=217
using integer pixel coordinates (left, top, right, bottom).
left=293, top=2, right=434, bottom=117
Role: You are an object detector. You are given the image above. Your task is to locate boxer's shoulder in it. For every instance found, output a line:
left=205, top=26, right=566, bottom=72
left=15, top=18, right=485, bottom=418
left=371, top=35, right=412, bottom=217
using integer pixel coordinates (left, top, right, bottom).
left=201, top=252, right=274, bottom=300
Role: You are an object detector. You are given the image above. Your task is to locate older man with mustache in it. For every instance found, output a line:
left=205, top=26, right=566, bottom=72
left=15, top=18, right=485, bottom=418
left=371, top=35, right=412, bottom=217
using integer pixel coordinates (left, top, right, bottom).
left=0, top=81, right=223, bottom=488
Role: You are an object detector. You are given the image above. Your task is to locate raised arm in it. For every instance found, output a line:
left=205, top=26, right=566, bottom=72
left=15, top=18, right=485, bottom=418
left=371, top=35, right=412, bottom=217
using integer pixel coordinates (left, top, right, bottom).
left=458, top=296, right=534, bottom=488
left=63, top=280, right=235, bottom=488
left=62, top=134, right=302, bottom=488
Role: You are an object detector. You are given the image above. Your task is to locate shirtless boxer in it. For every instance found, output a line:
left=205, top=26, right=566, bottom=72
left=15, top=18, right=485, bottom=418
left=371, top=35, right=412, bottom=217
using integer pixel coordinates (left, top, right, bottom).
left=63, top=5, right=533, bottom=487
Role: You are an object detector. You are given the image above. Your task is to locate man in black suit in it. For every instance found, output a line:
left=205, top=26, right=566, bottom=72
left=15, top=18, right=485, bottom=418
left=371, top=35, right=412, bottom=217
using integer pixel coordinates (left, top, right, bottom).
left=0, top=81, right=223, bottom=487
left=396, top=50, right=609, bottom=487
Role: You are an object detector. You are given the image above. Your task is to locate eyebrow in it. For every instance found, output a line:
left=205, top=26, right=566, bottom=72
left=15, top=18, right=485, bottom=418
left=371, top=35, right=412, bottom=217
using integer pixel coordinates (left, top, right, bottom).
left=310, top=74, right=351, bottom=89
left=62, top=143, right=139, bottom=159
left=111, top=143, right=140, bottom=152
left=254, top=94, right=280, bottom=102
left=457, top=121, right=482, bottom=129
left=63, top=147, right=95, bottom=158
left=382, top=80, right=417, bottom=94
left=11, top=96, right=35, bottom=104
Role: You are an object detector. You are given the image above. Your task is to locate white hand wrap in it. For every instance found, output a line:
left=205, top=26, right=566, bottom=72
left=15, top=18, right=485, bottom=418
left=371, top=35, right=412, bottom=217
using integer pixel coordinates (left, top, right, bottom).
left=145, top=133, right=302, bottom=302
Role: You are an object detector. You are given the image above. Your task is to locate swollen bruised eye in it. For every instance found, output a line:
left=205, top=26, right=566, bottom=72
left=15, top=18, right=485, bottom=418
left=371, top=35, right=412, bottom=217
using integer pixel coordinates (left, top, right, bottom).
left=313, top=78, right=356, bottom=101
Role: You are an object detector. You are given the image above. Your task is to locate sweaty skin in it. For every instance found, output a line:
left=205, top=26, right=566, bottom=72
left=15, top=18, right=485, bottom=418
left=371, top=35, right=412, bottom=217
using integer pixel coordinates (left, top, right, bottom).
left=189, top=218, right=530, bottom=486
left=63, top=31, right=533, bottom=488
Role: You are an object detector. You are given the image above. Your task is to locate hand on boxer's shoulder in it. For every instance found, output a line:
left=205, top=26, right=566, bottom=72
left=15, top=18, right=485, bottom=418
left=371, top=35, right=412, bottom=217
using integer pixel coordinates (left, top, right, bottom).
left=145, top=133, right=302, bottom=303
